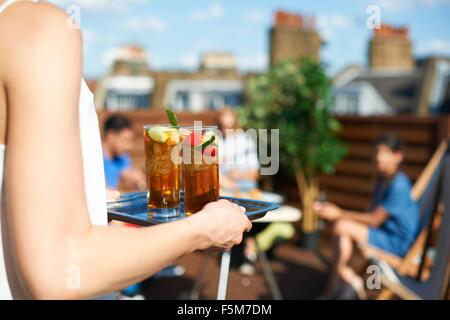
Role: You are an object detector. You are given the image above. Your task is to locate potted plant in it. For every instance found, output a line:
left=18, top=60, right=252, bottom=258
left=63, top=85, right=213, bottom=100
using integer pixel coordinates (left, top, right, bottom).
left=239, top=58, right=346, bottom=249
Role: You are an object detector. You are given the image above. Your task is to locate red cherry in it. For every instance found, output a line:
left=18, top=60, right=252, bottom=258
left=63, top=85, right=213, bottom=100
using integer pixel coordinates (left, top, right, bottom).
left=203, top=145, right=217, bottom=157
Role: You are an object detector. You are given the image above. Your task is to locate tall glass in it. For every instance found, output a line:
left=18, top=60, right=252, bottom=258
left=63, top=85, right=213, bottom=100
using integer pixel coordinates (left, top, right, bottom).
left=181, top=126, right=219, bottom=215
left=143, top=125, right=181, bottom=218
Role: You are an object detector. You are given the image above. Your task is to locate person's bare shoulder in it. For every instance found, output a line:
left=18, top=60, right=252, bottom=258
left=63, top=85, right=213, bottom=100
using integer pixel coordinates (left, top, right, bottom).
left=0, top=1, right=82, bottom=80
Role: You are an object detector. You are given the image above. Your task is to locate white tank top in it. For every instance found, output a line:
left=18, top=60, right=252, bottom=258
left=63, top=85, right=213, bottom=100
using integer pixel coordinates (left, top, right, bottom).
left=0, top=0, right=108, bottom=299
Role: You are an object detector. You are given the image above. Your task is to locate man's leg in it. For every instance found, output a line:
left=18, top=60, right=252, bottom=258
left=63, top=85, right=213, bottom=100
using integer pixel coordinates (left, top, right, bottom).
left=324, top=219, right=368, bottom=297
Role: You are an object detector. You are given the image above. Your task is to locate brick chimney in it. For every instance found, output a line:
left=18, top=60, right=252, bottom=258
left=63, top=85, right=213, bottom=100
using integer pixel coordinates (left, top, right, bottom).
left=269, top=10, right=322, bottom=66
left=369, top=24, right=414, bottom=71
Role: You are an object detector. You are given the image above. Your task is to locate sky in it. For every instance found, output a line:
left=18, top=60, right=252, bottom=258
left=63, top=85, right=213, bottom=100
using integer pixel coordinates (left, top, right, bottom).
left=49, top=0, right=450, bottom=79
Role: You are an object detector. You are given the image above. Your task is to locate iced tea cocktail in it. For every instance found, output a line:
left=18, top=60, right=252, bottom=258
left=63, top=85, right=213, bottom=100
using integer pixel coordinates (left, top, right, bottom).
left=144, top=125, right=181, bottom=218
left=181, top=127, right=219, bottom=215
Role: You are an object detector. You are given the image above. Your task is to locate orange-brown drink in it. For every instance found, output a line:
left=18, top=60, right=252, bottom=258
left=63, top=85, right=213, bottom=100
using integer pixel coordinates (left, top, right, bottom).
left=144, top=125, right=181, bottom=218
left=181, top=127, right=219, bottom=215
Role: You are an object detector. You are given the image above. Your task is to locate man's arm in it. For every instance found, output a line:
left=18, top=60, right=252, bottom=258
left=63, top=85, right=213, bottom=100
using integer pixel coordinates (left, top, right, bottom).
left=340, top=206, right=389, bottom=227
left=314, top=202, right=389, bottom=228
left=119, top=168, right=146, bottom=191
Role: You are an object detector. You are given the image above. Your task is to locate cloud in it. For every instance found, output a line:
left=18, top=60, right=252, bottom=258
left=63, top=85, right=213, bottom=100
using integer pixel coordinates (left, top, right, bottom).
left=317, top=14, right=355, bottom=41
left=81, top=27, right=116, bottom=43
left=243, top=10, right=268, bottom=24
left=192, top=40, right=222, bottom=51
left=101, top=47, right=122, bottom=67
left=149, top=53, right=161, bottom=69
left=81, top=28, right=116, bottom=54
left=81, top=28, right=97, bottom=53
left=189, top=3, right=223, bottom=22
left=417, top=38, right=450, bottom=56
left=126, top=16, right=167, bottom=32
left=180, top=53, right=199, bottom=69
left=237, top=53, right=268, bottom=71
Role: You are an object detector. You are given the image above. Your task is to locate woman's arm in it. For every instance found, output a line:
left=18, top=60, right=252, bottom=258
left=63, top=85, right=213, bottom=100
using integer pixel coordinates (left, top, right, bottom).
left=3, top=3, right=250, bottom=299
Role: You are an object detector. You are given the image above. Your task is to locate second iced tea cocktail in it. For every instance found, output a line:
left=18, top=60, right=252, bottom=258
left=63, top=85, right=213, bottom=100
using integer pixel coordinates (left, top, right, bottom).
left=181, top=127, right=219, bottom=215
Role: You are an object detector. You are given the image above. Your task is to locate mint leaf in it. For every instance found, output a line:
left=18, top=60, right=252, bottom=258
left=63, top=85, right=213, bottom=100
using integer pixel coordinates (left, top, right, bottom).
left=166, top=108, right=178, bottom=127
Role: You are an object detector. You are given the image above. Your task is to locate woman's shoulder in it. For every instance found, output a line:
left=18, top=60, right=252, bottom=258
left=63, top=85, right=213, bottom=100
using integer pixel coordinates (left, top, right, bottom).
left=1, top=1, right=69, bottom=26
left=0, top=2, right=82, bottom=80
left=0, top=1, right=81, bottom=48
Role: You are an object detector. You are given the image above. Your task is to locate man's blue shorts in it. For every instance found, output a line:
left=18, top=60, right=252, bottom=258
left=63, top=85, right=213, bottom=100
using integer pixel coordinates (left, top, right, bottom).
left=368, top=228, right=409, bottom=257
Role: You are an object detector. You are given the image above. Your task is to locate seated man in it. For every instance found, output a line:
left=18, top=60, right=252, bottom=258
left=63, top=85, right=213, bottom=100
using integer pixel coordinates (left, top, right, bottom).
left=314, top=133, right=419, bottom=299
left=102, top=114, right=145, bottom=192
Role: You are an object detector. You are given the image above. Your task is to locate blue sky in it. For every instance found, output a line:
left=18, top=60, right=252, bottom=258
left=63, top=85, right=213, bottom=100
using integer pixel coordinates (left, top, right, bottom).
left=49, top=0, right=450, bottom=79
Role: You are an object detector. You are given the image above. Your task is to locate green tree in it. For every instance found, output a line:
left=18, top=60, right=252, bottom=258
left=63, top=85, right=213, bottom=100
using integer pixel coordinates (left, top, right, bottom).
left=239, top=58, right=347, bottom=233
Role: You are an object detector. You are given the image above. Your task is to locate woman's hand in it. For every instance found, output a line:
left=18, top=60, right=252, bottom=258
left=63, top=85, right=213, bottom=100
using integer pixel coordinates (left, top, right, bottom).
left=188, top=199, right=252, bottom=251
left=106, top=188, right=120, bottom=201
left=314, top=201, right=343, bottom=221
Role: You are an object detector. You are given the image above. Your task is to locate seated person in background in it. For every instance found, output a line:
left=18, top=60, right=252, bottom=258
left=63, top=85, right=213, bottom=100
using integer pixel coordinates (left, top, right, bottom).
left=314, top=133, right=419, bottom=300
left=217, top=108, right=262, bottom=274
left=217, top=107, right=260, bottom=196
left=102, top=114, right=145, bottom=192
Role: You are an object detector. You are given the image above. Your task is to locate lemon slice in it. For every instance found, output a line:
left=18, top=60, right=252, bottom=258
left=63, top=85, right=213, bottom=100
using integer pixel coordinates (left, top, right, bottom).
left=169, top=130, right=180, bottom=144
left=147, top=126, right=169, bottom=143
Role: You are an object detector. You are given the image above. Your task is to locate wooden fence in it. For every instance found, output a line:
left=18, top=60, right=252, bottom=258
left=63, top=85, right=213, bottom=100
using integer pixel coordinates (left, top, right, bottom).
left=320, top=115, right=450, bottom=211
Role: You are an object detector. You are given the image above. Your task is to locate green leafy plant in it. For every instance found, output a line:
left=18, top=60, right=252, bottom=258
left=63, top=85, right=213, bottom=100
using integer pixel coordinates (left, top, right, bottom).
left=239, top=58, right=347, bottom=233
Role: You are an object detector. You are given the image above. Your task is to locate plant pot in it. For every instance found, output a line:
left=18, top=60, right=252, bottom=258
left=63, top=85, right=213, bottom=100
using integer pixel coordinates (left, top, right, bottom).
left=299, top=230, right=321, bottom=251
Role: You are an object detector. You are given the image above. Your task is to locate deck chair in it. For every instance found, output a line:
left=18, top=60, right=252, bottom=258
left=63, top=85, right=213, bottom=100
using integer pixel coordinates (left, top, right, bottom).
left=375, top=152, right=450, bottom=300
left=361, top=140, right=449, bottom=299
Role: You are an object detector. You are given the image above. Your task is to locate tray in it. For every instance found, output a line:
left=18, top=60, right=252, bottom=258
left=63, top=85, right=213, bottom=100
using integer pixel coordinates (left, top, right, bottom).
left=107, top=191, right=280, bottom=226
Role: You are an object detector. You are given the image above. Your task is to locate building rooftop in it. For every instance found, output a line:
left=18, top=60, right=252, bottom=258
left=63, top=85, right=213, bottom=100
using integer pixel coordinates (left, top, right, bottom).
left=353, top=69, right=423, bottom=113
left=274, top=10, right=315, bottom=30
left=200, top=52, right=237, bottom=71
left=333, top=56, right=450, bottom=115
left=373, top=24, right=410, bottom=38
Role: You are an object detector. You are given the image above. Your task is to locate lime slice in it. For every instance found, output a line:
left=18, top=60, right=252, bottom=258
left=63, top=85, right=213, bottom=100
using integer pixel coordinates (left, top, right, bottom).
left=202, top=131, right=216, bottom=144
left=147, top=126, right=169, bottom=143
left=201, top=135, right=216, bottom=151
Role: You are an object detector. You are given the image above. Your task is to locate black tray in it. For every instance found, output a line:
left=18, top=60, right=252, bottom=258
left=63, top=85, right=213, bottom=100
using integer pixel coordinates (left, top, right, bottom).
left=107, top=191, right=279, bottom=226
